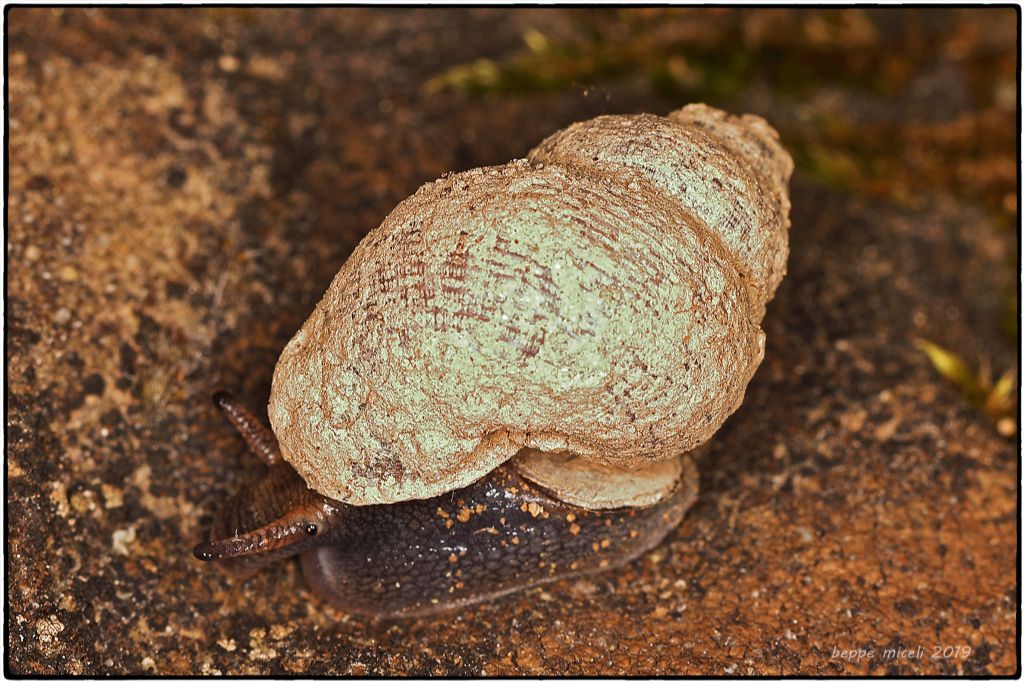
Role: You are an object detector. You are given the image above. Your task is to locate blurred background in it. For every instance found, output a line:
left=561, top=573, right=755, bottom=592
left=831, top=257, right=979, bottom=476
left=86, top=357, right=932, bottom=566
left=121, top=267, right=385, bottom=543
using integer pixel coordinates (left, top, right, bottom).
left=7, top=7, right=1018, bottom=676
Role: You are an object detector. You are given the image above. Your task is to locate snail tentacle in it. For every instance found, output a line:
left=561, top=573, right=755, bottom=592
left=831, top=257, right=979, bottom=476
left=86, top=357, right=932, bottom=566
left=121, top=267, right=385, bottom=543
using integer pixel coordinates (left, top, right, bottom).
left=194, top=496, right=344, bottom=560
left=212, top=390, right=281, bottom=465
left=194, top=517, right=306, bottom=561
left=198, top=398, right=349, bottom=575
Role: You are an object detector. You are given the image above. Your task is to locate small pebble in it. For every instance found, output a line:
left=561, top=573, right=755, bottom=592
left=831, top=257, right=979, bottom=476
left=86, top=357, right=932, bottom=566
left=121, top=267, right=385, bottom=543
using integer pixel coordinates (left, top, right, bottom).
left=54, top=308, right=72, bottom=324
left=218, top=54, right=240, bottom=72
left=101, top=484, right=123, bottom=509
left=35, top=614, right=64, bottom=642
left=112, top=526, right=136, bottom=556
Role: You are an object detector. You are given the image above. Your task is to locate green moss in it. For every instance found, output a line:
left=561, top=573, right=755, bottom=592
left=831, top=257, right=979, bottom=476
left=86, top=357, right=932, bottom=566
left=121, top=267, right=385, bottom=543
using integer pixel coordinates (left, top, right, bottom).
left=424, top=28, right=641, bottom=96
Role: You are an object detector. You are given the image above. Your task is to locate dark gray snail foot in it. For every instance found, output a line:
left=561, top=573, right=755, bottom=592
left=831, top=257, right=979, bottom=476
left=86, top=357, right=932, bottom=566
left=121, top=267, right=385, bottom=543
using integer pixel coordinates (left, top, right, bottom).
left=299, top=458, right=699, bottom=618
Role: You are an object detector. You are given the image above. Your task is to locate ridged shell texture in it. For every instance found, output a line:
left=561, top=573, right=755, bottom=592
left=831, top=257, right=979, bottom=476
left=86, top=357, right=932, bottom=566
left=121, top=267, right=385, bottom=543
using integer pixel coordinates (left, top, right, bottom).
left=269, top=104, right=793, bottom=505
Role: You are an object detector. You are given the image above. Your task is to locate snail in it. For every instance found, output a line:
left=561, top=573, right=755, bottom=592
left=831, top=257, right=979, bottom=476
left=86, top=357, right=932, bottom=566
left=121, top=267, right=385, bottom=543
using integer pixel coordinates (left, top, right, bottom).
left=195, top=103, right=792, bottom=618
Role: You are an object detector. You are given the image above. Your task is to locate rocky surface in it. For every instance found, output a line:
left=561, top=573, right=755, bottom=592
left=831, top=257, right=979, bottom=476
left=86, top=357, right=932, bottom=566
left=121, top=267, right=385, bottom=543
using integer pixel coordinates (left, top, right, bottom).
left=6, top=8, right=1018, bottom=675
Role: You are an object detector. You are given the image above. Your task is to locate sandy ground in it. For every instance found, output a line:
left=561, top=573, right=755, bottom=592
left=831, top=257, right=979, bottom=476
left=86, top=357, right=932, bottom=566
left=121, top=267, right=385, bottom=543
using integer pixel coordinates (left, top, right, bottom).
left=6, top=8, right=1018, bottom=675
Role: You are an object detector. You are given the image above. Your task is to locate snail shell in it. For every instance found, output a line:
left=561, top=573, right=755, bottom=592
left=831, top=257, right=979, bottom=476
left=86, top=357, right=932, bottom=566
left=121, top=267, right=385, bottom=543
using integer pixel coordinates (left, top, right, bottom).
left=530, top=104, right=792, bottom=321
left=197, top=104, right=792, bottom=616
left=268, top=104, right=790, bottom=508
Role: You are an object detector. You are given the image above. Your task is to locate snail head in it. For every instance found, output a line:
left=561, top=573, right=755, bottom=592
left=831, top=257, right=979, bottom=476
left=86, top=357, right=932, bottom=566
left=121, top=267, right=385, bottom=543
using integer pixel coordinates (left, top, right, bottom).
left=194, top=392, right=348, bottom=578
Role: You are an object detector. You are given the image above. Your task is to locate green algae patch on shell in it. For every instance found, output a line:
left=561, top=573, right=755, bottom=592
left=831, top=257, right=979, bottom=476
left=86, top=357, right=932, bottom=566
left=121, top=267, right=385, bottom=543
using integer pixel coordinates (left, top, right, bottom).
left=529, top=104, right=793, bottom=321
left=269, top=159, right=764, bottom=506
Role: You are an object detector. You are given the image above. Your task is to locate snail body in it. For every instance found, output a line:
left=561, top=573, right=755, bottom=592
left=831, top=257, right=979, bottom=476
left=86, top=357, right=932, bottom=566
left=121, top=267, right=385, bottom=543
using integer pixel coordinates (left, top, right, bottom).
left=211, top=453, right=695, bottom=617
left=196, top=104, right=792, bottom=617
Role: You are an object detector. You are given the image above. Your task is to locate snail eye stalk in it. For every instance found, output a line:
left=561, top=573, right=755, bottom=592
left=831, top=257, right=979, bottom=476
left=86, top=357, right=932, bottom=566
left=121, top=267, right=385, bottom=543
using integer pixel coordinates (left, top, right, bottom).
left=194, top=516, right=310, bottom=562
left=212, top=390, right=281, bottom=466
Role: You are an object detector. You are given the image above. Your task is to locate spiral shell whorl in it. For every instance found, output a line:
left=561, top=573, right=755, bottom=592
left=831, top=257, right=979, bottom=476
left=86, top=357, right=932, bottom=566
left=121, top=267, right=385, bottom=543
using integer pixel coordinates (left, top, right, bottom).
left=269, top=105, right=789, bottom=506
left=530, top=104, right=792, bottom=320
